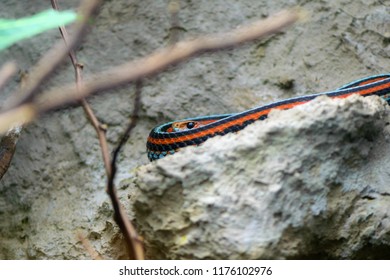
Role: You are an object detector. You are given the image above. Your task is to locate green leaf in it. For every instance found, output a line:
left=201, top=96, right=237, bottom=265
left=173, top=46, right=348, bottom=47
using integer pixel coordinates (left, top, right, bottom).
left=0, top=9, right=77, bottom=51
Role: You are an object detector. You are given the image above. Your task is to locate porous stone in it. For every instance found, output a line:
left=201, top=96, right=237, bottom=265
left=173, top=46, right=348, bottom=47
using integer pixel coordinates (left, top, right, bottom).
left=133, top=95, right=390, bottom=259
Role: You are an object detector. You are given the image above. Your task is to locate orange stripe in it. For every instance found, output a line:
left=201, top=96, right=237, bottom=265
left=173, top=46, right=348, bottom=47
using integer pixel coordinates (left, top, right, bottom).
left=149, top=79, right=390, bottom=145
left=336, top=81, right=390, bottom=99
left=148, top=101, right=307, bottom=145
left=357, top=77, right=387, bottom=86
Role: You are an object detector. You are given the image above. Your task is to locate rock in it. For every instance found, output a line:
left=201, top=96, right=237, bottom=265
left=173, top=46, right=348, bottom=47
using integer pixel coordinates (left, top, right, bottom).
left=133, top=95, right=390, bottom=259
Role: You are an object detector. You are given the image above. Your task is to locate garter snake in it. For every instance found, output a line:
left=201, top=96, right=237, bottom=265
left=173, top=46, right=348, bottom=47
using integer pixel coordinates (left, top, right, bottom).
left=147, top=74, right=390, bottom=161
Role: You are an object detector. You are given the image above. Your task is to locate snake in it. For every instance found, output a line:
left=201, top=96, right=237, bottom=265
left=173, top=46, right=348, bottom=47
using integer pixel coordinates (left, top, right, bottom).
left=147, top=74, right=390, bottom=161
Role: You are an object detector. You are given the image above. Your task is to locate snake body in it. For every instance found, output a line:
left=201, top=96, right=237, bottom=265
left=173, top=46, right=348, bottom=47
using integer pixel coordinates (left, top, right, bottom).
left=147, top=74, right=390, bottom=161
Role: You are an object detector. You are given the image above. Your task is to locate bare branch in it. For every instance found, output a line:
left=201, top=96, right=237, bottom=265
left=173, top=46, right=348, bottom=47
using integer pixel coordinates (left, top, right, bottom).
left=81, top=99, right=112, bottom=177
left=0, top=71, right=28, bottom=180
left=107, top=81, right=144, bottom=260
left=50, top=0, right=140, bottom=259
left=0, top=126, right=21, bottom=180
left=52, top=0, right=142, bottom=259
left=39, top=9, right=301, bottom=108
left=6, top=0, right=101, bottom=108
left=0, top=9, right=301, bottom=134
left=50, top=0, right=111, bottom=178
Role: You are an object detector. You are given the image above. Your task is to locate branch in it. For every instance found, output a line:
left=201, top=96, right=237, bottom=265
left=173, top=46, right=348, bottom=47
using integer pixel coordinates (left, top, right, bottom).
left=50, top=0, right=111, bottom=178
left=0, top=70, right=28, bottom=181
left=107, top=81, right=144, bottom=260
left=6, top=0, right=101, bottom=109
left=0, top=9, right=301, bottom=134
left=51, top=0, right=141, bottom=259
left=0, top=126, right=21, bottom=180
left=39, top=9, right=301, bottom=108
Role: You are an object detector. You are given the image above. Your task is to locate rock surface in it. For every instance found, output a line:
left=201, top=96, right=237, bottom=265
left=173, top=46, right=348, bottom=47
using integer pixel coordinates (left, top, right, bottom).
left=134, top=95, right=390, bottom=259
left=0, top=1, right=389, bottom=259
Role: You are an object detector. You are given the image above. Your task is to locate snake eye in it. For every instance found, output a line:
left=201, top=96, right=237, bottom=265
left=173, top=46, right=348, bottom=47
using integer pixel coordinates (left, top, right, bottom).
left=186, top=122, right=195, bottom=129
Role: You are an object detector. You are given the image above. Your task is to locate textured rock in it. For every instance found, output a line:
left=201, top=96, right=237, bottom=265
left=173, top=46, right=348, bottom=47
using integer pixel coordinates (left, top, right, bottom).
left=133, top=95, right=390, bottom=259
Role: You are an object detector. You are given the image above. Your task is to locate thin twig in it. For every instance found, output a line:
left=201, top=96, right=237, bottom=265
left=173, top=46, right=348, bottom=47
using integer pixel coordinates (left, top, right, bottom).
left=0, top=126, right=21, bottom=180
left=0, top=62, right=17, bottom=93
left=0, top=9, right=301, bottom=134
left=0, top=70, right=27, bottom=180
left=81, top=100, right=112, bottom=177
left=6, top=0, right=101, bottom=109
left=39, top=9, right=301, bottom=108
left=107, top=81, right=144, bottom=260
left=51, top=0, right=138, bottom=258
left=50, top=0, right=111, bottom=178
